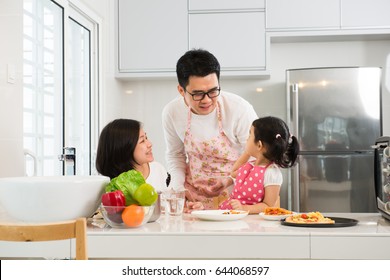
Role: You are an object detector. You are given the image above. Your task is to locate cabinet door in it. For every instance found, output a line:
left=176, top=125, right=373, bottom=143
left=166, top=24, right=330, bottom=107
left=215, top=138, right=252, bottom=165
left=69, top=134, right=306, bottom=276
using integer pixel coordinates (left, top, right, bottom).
left=311, top=236, right=390, bottom=259
left=117, top=0, right=187, bottom=76
left=188, top=0, right=265, bottom=10
left=341, top=0, right=390, bottom=28
left=266, top=0, right=340, bottom=30
left=189, top=12, right=266, bottom=73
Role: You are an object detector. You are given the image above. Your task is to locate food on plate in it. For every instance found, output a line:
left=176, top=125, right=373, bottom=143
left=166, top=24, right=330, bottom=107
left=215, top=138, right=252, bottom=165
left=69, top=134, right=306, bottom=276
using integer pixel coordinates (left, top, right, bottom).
left=285, top=211, right=335, bottom=224
left=104, top=169, right=157, bottom=206
left=122, top=204, right=145, bottom=227
left=222, top=210, right=244, bottom=215
left=264, top=207, right=292, bottom=215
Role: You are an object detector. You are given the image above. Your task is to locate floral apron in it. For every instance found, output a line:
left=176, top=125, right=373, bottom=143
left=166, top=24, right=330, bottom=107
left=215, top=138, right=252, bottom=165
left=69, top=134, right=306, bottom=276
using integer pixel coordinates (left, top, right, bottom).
left=184, top=103, right=240, bottom=209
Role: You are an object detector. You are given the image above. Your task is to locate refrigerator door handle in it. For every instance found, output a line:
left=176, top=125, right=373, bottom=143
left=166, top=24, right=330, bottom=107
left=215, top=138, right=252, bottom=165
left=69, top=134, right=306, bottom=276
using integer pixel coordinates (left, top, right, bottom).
left=289, top=83, right=300, bottom=212
left=290, top=83, right=299, bottom=137
left=291, top=163, right=300, bottom=212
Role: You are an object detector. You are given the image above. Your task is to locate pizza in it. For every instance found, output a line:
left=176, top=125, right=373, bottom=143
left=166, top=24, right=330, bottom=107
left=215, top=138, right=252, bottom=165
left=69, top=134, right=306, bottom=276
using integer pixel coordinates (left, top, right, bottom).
left=264, top=207, right=292, bottom=215
left=285, top=211, right=335, bottom=224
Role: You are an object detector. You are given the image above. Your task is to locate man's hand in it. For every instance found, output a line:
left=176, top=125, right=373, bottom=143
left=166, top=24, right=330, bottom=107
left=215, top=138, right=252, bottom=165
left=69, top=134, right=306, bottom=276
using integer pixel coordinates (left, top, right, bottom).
left=185, top=201, right=204, bottom=213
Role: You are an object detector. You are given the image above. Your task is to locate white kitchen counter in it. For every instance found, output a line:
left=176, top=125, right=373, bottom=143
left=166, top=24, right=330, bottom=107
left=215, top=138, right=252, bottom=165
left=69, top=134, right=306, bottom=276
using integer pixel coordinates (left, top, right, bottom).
left=86, top=213, right=390, bottom=260
left=1, top=213, right=389, bottom=259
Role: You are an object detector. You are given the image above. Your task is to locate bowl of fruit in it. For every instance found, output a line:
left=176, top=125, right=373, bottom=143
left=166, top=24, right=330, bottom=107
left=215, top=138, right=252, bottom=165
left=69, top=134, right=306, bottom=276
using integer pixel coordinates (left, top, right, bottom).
left=100, top=169, right=158, bottom=228
left=100, top=204, right=155, bottom=228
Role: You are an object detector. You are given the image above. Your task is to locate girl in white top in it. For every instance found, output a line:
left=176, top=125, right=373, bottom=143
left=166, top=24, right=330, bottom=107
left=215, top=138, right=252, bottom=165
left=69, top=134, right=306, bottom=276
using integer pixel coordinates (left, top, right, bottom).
left=96, top=119, right=170, bottom=192
left=220, top=116, right=300, bottom=214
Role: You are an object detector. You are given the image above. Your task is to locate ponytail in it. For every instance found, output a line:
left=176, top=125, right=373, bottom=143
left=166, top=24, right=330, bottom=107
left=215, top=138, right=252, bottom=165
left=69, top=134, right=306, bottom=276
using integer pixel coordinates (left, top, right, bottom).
left=282, top=135, right=300, bottom=168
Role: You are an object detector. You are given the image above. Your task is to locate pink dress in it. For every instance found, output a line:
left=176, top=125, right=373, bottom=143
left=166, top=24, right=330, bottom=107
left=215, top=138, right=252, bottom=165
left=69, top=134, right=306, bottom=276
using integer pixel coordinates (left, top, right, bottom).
left=184, top=103, right=240, bottom=210
left=219, top=162, right=272, bottom=210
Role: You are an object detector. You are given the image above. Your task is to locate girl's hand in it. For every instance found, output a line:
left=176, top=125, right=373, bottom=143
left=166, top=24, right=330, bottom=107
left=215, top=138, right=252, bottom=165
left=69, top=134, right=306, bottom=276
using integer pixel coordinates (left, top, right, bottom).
left=185, top=201, right=204, bottom=213
left=229, top=199, right=244, bottom=211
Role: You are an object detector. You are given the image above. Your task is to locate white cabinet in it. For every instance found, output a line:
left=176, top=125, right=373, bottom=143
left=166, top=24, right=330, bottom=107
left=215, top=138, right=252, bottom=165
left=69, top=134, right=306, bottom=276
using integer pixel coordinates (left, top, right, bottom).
left=88, top=235, right=310, bottom=259
left=311, top=235, right=390, bottom=259
left=266, top=0, right=340, bottom=30
left=116, top=0, right=187, bottom=78
left=266, top=0, right=390, bottom=31
left=189, top=12, right=266, bottom=74
left=189, top=0, right=265, bottom=10
left=116, top=0, right=268, bottom=78
left=188, top=0, right=267, bottom=76
left=0, top=240, right=71, bottom=259
left=341, top=0, right=390, bottom=28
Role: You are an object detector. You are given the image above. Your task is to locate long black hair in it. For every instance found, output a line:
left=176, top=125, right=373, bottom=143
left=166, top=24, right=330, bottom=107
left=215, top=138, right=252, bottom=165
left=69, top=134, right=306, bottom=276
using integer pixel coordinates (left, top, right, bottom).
left=95, top=119, right=141, bottom=179
left=252, top=116, right=299, bottom=168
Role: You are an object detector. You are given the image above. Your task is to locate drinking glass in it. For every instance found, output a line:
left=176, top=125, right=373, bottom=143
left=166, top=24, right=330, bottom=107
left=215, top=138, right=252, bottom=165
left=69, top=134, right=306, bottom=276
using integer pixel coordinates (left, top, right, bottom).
left=164, top=190, right=185, bottom=216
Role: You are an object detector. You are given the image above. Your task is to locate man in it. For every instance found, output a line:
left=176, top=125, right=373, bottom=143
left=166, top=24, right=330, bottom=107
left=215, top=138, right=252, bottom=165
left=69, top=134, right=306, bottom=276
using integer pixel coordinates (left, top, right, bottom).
left=162, top=49, right=258, bottom=210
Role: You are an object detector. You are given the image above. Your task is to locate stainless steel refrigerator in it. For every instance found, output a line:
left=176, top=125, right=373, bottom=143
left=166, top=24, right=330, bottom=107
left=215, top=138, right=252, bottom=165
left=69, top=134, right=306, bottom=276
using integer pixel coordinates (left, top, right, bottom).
left=286, top=67, right=382, bottom=213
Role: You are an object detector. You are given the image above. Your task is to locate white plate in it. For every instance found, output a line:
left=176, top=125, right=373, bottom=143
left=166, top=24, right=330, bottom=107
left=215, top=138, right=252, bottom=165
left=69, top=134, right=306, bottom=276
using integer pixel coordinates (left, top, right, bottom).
left=259, top=212, right=294, bottom=221
left=191, top=210, right=249, bottom=221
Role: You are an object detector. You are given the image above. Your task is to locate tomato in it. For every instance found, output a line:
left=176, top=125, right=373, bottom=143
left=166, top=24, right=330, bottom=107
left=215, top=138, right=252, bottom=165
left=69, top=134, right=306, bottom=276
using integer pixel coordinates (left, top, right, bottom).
left=301, top=213, right=308, bottom=219
left=121, top=205, right=145, bottom=227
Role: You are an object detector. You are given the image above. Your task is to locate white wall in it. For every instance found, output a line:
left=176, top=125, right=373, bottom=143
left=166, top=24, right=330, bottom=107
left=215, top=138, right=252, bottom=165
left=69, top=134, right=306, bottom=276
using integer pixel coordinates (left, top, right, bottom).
left=0, top=0, right=25, bottom=177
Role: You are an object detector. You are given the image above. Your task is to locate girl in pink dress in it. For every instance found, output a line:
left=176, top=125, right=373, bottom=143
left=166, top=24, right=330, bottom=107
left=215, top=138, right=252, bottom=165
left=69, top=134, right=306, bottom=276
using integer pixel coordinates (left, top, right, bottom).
left=219, top=116, right=300, bottom=214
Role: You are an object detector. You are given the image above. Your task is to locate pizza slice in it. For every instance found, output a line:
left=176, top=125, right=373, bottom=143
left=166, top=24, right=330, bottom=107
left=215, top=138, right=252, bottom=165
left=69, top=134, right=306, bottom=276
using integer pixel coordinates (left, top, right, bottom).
left=285, top=211, right=335, bottom=224
left=264, top=207, right=293, bottom=215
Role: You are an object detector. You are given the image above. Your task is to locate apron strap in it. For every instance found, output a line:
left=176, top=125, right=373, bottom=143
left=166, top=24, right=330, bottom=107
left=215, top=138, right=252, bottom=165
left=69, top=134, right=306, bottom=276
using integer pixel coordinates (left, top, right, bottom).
left=216, top=102, right=224, bottom=133
left=186, top=105, right=192, bottom=133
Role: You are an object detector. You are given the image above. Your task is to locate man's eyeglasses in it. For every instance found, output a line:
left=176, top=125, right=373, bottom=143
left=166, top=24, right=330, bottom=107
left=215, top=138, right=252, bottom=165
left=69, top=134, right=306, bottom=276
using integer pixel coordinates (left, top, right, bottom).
left=185, top=87, right=221, bottom=101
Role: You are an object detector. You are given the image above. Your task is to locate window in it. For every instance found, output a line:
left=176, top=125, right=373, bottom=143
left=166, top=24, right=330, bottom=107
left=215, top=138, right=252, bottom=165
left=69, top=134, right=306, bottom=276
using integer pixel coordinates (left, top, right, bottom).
left=23, top=0, right=101, bottom=176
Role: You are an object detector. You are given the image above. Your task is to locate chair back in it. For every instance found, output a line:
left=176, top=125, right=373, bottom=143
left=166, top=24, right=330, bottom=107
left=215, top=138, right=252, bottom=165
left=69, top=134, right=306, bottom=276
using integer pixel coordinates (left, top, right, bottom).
left=0, top=218, right=87, bottom=260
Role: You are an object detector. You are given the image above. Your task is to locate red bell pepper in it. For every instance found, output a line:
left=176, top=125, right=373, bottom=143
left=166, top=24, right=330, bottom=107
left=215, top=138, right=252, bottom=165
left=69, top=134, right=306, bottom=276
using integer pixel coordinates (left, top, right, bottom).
left=101, top=190, right=126, bottom=214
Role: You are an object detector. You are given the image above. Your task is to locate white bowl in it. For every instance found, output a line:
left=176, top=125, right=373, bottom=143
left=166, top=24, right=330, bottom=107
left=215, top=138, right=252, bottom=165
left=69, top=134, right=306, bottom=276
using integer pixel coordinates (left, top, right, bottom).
left=0, top=175, right=110, bottom=223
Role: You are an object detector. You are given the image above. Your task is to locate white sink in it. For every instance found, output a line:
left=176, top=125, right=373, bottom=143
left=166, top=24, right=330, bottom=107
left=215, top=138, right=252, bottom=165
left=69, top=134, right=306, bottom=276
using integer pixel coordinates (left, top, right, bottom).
left=0, top=175, right=110, bottom=223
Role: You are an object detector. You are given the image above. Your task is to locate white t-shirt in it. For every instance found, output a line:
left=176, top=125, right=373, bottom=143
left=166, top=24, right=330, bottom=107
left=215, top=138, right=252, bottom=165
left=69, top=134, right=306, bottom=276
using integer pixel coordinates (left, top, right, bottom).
left=145, top=161, right=169, bottom=193
left=264, top=164, right=283, bottom=187
left=162, top=91, right=258, bottom=188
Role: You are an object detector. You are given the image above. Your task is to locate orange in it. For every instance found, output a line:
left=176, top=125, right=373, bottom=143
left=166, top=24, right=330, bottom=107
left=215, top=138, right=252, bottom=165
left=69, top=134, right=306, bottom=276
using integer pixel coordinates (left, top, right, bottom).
left=121, top=205, right=145, bottom=227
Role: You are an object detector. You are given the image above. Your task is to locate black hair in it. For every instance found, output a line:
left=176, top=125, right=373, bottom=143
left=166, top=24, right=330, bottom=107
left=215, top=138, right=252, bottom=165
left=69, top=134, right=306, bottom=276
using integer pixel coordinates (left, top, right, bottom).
left=252, top=116, right=300, bottom=168
left=95, top=119, right=141, bottom=179
left=176, top=49, right=220, bottom=89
